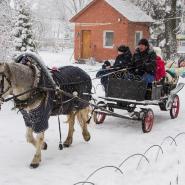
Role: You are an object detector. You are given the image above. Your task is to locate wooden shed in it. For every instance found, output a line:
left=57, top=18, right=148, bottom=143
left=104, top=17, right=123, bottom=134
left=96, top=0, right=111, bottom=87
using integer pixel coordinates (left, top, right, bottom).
left=70, top=0, right=153, bottom=62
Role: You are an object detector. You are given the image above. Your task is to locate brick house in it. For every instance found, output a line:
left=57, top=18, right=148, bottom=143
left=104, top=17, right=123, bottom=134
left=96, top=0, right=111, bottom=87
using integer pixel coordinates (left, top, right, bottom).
left=70, top=0, right=153, bottom=62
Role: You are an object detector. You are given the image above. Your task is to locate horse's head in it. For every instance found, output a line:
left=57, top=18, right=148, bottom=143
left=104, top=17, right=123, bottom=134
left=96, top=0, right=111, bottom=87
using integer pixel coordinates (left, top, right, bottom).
left=8, top=63, right=36, bottom=99
left=0, top=60, right=43, bottom=111
left=0, top=62, right=13, bottom=107
left=0, top=62, right=38, bottom=109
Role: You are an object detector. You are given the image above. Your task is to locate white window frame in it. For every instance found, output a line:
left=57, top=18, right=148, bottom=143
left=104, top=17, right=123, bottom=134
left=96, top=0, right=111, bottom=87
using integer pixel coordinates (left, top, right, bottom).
left=180, top=40, right=185, bottom=46
left=135, top=31, right=143, bottom=46
left=103, top=31, right=114, bottom=48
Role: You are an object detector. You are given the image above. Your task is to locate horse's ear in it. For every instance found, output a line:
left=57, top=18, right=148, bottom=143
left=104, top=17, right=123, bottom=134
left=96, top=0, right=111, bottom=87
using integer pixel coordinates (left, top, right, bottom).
left=0, top=63, right=8, bottom=74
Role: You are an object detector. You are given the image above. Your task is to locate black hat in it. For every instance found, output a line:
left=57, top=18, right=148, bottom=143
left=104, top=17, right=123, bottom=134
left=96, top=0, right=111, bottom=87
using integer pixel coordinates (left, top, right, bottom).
left=178, top=56, right=185, bottom=67
left=104, top=60, right=111, bottom=66
left=102, top=60, right=111, bottom=69
left=138, top=38, right=149, bottom=48
left=117, top=45, right=129, bottom=53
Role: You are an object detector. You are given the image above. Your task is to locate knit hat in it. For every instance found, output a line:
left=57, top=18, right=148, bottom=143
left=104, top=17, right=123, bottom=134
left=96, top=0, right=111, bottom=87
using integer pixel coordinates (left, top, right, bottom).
left=102, top=60, right=111, bottom=69
left=153, top=47, right=162, bottom=58
left=117, top=45, right=129, bottom=53
left=138, top=38, right=149, bottom=48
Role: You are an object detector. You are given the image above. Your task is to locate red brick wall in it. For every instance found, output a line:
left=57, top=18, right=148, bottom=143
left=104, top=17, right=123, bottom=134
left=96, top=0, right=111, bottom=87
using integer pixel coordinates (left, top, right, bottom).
left=74, top=22, right=129, bottom=61
left=73, top=0, right=150, bottom=61
left=73, top=0, right=124, bottom=23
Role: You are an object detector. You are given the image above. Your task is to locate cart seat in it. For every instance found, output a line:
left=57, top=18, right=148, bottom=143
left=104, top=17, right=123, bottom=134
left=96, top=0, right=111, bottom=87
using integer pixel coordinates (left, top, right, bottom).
left=107, top=78, right=147, bottom=101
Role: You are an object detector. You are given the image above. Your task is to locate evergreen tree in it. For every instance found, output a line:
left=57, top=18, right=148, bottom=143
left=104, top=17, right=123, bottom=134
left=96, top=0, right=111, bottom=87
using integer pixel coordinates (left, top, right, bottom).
left=13, top=2, right=36, bottom=53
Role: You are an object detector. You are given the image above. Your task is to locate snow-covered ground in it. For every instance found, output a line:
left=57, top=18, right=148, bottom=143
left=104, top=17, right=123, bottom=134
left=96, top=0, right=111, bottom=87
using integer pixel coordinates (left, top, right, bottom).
left=0, top=49, right=185, bottom=185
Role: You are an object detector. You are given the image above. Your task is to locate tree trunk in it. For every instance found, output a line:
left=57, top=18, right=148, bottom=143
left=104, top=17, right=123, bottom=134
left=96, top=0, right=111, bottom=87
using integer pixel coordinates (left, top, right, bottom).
left=164, top=0, right=177, bottom=60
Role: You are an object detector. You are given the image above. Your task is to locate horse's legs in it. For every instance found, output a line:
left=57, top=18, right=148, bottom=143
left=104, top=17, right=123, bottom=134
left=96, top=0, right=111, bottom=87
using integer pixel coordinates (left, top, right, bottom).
left=30, top=132, right=45, bottom=168
left=26, top=127, right=36, bottom=147
left=26, top=127, right=47, bottom=150
left=63, top=111, right=76, bottom=147
left=77, top=107, right=91, bottom=142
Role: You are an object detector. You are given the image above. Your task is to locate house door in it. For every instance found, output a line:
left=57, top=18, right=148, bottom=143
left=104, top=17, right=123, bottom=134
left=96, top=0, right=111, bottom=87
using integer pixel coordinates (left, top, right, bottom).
left=81, top=30, right=91, bottom=59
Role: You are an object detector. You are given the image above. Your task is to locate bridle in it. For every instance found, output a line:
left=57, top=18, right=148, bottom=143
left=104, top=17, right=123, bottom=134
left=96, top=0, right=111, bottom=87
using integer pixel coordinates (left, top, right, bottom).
left=0, top=72, right=11, bottom=99
left=0, top=64, right=42, bottom=109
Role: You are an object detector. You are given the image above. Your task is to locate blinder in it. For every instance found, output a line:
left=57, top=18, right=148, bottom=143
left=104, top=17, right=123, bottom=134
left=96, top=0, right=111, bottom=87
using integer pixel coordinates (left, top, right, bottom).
left=0, top=72, right=11, bottom=98
left=0, top=73, right=5, bottom=95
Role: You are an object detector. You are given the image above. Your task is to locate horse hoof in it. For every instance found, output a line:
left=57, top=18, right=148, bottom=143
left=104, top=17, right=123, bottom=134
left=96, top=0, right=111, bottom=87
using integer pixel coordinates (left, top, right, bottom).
left=30, top=163, right=39, bottom=168
left=83, top=134, right=91, bottom=142
left=42, top=142, right=47, bottom=150
left=85, top=135, right=91, bottom=142
left=63, top=143, right=70, bottom=148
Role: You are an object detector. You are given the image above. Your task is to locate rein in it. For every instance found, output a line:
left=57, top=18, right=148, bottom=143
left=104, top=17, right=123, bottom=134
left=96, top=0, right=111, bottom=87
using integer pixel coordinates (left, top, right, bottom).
left=38, top=86, right=137, bottom=120
left=2, top=87, right=37, bottom=103
left=92, top=64, right=143, bottom=80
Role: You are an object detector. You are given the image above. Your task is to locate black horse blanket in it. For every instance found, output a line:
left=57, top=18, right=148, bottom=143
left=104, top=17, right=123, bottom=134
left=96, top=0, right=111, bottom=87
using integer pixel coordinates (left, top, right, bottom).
left=21, top=66, right=92, bottom=133
left=51, top=66, right=92, bottom=115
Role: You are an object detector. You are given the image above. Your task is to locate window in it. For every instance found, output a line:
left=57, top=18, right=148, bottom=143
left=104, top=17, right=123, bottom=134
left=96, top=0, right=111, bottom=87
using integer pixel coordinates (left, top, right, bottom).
left=180, top=40, right=185, bottom=46
left=135, top=31, right=143, bottom=46
left=103, top=31, right=114, bottom=48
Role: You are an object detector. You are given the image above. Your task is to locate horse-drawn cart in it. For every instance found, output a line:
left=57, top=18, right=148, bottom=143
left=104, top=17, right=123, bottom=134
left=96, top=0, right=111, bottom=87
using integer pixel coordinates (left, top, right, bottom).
left=93, top=75, right=184, bottom=133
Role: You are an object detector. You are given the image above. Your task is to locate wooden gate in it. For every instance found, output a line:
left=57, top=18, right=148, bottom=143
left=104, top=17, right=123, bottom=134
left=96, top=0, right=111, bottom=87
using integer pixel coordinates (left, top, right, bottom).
left=81, top=30, right=91, bottom=59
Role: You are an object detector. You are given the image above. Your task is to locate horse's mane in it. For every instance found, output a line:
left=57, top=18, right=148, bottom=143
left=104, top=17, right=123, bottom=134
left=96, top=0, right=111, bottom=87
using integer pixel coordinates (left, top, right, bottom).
left=7, top=63, right=35, bottom=87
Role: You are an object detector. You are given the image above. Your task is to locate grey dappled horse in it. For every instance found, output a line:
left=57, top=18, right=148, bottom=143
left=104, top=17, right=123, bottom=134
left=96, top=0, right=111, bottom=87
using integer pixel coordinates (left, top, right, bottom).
left=0, top=62, right=92, bottom=168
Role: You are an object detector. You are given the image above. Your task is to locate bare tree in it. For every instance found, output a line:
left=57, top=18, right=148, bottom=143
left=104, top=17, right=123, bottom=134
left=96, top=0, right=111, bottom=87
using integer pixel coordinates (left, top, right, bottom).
left=164, top=0, right=177, bottom=59
left=62, top=0, right=91, bottom=17
left=131, top=0, right=179, bottom=59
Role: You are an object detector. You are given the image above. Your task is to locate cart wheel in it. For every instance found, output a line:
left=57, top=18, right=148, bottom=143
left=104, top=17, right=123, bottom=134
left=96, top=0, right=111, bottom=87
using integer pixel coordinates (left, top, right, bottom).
left=93, top=101, right=106, bottom=124
left=142, top=109, right=154, bottom=133
left=170, top=95, right=180, bottom=119
left=93, top=112, right=106, bottom=124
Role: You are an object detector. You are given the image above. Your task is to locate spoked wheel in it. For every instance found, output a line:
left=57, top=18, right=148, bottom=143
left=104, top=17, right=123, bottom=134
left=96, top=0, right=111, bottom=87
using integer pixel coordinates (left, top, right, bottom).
left=170, top=95, right=180, bottom=119
left=93, top=101, right=107, bottom=124
left=142, top=109, right=154, bottom=133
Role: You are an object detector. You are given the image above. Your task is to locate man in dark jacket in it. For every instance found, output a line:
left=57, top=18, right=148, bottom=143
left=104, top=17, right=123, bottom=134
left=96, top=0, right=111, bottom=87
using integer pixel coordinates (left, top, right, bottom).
left=132, top=38, right=156, bottom=84
left=96, top=60, right=112, bottom=91
left=113, top=45, right=132, bottom=69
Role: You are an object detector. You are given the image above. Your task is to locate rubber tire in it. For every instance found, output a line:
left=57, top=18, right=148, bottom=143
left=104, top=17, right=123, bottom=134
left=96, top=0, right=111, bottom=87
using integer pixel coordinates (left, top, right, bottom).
left=170, top=95, right=180, bottom=119
left=93, top=111, right=106, bottom=124
left=142, top=109, right=154, bottom=133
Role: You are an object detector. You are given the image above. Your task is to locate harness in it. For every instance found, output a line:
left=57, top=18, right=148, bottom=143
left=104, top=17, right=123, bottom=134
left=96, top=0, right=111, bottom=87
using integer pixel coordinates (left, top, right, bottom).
left=14, top=88, right=44, bottom=109
left=0, top=57, right=93, bottom=148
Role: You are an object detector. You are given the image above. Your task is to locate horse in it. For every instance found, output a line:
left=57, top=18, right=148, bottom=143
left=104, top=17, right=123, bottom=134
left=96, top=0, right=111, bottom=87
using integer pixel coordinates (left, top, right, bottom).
left=0, top=59, right=92, bottom=168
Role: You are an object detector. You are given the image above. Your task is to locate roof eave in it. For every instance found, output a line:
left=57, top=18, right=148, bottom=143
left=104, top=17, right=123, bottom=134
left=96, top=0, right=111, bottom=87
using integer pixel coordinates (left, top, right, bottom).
left=70, top=0, right=97, bottom=22
left=128, top=19, right=154, bottom=23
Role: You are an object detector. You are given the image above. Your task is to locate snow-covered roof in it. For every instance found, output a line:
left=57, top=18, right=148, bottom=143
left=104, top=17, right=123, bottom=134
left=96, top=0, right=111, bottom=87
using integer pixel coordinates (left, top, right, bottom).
left=105, top=0, right=154, bottom=23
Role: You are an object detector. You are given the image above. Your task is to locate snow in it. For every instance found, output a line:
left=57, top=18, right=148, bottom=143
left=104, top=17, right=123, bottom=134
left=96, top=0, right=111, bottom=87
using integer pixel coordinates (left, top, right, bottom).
left=105, top=0, right=154, bottom=22
left=0, top=49, right=185, bottom=185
